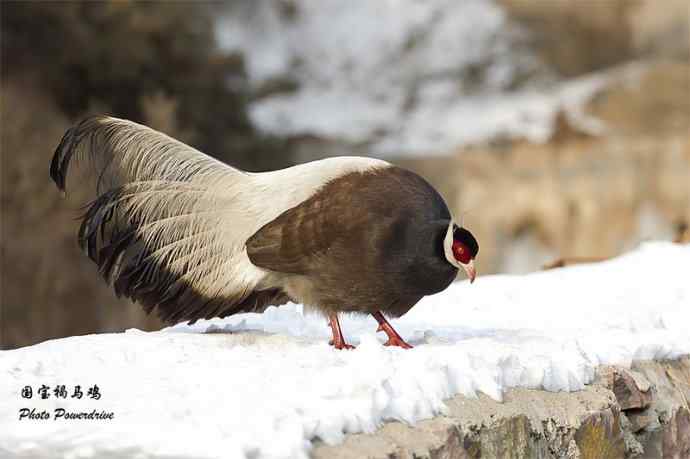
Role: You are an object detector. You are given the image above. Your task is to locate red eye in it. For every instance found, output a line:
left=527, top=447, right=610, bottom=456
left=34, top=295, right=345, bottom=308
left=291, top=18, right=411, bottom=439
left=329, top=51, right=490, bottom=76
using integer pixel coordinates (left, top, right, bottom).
left=452, top=240, right=471, bottom=264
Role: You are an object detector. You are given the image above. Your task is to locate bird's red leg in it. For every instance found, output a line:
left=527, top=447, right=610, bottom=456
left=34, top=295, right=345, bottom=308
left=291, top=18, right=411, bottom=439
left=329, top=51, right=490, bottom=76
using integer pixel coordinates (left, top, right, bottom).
left=372, top=311, right=413, bottom=349
left=327, top=312, right=355, bottom=350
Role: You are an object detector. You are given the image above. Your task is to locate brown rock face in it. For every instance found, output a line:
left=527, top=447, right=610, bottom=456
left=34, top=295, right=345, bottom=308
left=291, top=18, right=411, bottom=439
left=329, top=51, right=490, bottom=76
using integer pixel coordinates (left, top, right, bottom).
left=613, top=370, right=654, bottom=411
left=498, top=0, right=636, bottom=76
left=662, top=407, right=690, bottom=458
left=627, top=410, right=657, bottom=433
left=499, top=0, right=689, bottom=76
left=575, top=409, right=626, bottom=459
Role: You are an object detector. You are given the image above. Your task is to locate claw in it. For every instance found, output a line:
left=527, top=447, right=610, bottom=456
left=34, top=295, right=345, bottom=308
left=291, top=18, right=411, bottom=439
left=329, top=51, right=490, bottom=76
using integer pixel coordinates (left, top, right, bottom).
left=327, top=312, right=355, bottom=350
left=331, top=342, right=356, bottom=350
left=383, top=337, right=413, bottom=349
left=372, top=311, right=413, bottom=349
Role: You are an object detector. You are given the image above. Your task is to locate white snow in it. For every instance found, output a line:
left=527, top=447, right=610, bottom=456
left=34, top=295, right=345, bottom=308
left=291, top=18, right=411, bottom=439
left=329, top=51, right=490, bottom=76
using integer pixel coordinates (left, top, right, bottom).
left=215, top=0, right=614, bottom=156
left=2, top=242, right=689, bottom=459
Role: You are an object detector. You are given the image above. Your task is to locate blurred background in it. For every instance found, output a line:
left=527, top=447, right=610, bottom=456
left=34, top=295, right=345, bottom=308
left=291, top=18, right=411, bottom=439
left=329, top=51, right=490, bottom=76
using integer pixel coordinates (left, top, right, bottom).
left=1, top=0, right=688, bottom=350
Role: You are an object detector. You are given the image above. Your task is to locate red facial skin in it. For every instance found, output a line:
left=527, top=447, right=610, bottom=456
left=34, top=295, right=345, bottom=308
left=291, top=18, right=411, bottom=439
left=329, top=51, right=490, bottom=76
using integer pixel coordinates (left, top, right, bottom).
left=452, top=240, right=472, bottom=264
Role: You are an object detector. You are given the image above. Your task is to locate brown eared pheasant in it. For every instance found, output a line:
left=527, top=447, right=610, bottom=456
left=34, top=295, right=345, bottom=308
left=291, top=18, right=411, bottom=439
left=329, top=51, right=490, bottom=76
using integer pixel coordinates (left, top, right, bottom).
left=50, top=116, right=479, bottom=349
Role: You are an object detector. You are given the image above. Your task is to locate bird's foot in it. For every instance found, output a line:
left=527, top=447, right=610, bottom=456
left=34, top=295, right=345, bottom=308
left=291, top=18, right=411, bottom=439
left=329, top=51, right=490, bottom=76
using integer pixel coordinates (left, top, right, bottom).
left=329, top=339, right=356, bottom=350
left=372, top=311, right=413, bottom=349
left=327, top=312, right=355, bottom=350
left=383, top=336, right=413, bottom=349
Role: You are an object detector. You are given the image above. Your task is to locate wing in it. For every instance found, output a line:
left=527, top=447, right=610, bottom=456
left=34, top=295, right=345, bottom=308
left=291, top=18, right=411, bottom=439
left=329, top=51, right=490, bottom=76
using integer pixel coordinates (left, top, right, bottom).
left=246, top=169, right=388, bottom=276
left=246, top=166, right=453, bottom=280
left=51, top=116, right=288, bottom=324
left=246, top=185, right=349, bottom=275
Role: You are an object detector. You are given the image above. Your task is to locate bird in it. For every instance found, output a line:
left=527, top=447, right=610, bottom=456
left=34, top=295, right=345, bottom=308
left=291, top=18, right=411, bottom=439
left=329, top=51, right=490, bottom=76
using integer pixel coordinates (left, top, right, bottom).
left=50, top=116, right=479, bottom=349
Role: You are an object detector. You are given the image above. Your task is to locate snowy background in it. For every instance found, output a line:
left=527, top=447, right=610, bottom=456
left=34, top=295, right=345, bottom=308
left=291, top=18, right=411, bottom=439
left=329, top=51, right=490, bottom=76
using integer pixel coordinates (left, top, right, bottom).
left=2, top=242, right=689, bottom=459
left=218, top=0, right=609, bottom=156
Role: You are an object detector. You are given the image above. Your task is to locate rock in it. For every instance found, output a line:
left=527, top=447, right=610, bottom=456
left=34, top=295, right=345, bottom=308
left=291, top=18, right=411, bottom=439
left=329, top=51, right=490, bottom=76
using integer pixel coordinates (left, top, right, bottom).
left=499, top=0, right=636, bottom=76
left=628, top=0, right=690, bottom=60
left=312, top=358, right=690, bottom=458
left=613, top=369, right=654, bottom=410
left=627, top=410, right=659, bottom=433
left=574, top=409, right=626, bottom=459
left=622, top=427, right=644, bottom=457
left=587, top=61, right=690, bottom=138
left=664, top=408, right=690, bottom=458
left=628, top=370, right=652, bottom=394
left=595, top=366, right=617, bottom=389
left=499, top=0, right=689, bottom=76
left=462, top=415, right=536, bottom=458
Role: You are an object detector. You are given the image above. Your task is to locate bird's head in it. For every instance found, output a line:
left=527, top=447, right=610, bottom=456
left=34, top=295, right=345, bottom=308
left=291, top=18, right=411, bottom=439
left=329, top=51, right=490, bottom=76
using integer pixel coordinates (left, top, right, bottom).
left=443, top=222, right=479, bottom=283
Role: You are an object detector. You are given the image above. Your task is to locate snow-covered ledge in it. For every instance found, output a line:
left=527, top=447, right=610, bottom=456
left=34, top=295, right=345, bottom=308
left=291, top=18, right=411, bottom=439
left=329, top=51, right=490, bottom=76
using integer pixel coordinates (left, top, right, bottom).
left=313, top=357, right=690, bottom=458
left=1, top=243, right=688, bottom=458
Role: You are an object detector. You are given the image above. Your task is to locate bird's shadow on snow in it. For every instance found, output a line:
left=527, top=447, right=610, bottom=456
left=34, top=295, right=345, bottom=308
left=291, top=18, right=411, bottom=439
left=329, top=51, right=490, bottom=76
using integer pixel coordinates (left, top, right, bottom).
left=163, top=312, right=546, bottom=350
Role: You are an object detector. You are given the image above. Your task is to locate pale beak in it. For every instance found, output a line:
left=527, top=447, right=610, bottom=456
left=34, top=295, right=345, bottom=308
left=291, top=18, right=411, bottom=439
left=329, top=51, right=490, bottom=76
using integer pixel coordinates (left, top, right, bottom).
left=462, top=259, right=476, bottom=284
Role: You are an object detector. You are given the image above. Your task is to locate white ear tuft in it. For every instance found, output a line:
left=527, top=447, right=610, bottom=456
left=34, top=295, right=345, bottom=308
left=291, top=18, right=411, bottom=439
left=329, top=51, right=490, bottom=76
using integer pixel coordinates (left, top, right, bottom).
left=443, top=220, right=462, bottom=269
